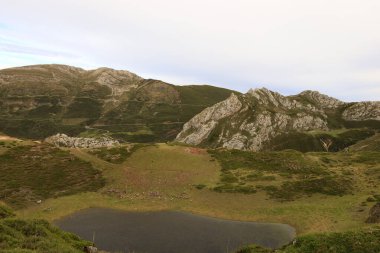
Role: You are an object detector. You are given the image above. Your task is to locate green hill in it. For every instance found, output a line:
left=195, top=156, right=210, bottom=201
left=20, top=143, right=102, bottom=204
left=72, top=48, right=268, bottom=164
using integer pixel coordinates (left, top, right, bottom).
left=0, top=64, right=237, bottom=141
left=348, top=133, right=380, bottom=151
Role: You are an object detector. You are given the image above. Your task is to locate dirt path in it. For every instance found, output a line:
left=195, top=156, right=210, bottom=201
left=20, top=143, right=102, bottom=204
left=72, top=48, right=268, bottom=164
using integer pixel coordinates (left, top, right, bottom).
left=0, top=135, right=21, bottom=141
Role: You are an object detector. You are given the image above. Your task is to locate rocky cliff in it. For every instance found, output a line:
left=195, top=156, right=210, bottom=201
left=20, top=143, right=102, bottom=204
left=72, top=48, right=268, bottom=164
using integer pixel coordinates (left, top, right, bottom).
left=176, top=88, right=380, bottom=151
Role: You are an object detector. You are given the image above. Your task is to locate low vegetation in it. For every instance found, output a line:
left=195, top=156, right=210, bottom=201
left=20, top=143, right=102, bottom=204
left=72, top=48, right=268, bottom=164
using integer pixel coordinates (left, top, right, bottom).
left=208, top=149, right=380, bottom=200
left=0, top=143, right=105, bottom=208
left=237, top=226, right=380, bottom=253
left=265, top=128, right=377, bottom=152
left=14, top=144, right=380, bottom=237
left=87, top=143, right=147, bottom=164
left=349, top=133, right=380, bottom=151
left=0, top=204, right=89, bottom=253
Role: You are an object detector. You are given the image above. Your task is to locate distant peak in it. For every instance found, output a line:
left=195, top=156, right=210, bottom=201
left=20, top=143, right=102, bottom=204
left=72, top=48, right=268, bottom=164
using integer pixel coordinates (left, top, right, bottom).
left=88, top=67, right=142, bottom=79
left=247, top=87, right=271, bottom=94
left=1, top=64, right=85, bottom=72
left=298, top=90, right=344, bottom=108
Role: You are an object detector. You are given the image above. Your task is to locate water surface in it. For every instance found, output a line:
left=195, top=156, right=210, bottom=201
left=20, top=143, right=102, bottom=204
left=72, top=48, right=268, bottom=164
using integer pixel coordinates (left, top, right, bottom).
left=55, top=208, right=295, bottom=253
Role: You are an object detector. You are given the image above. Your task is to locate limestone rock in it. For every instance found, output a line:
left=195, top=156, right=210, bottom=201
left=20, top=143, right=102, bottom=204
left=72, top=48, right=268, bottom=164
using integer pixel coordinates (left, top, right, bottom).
left=298, top=90, right=344, bottom=109
left=175, top=87, right=379, bottom=151
left=176, top=93, right=242, bottom=145
left=342, top=102, right=380, bottom=121
left=45, top=133, right=119, bottom=148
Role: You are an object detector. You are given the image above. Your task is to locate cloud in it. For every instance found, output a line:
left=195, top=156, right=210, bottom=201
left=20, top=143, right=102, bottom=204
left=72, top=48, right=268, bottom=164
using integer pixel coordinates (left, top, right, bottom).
left=0, top=0, right=379, bottom=101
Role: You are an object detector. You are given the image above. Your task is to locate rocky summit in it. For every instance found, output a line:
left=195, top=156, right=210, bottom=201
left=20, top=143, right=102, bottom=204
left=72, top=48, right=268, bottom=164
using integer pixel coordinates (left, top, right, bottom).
left=176, top=88, right=380, bottom=151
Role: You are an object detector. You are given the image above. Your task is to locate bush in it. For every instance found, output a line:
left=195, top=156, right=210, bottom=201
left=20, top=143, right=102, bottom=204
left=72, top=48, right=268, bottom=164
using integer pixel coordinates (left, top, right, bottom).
left=0, top=218, right=90, bottom=253
left=0, top=205, right=15, bottom=219
left=194, top=184, right=206, bottom=190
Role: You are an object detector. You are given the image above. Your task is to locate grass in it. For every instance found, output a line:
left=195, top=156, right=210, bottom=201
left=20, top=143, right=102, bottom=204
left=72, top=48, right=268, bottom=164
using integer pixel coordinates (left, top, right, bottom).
left=237, top=226, right=380, bottom=253
left=1, top=137, right=377, bottom=253
left=0, top=204, right=90, bottom=253
left=87, top=143, right=147, bottom=164
left=0, top=143, right=105, bottom=208
left=349, top=133, right=380, bottom=151
left=15, top=144, right=380, bottom=236
left=208, top=149, right=354, bottom=199
left=265, top=129, right=376, bottom=152
left=207, top=149, right=380, bottom=201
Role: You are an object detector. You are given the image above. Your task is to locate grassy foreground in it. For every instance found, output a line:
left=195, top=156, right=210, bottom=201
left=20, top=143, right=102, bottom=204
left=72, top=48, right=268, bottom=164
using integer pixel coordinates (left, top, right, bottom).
left=237, top=226, right=380, bottom=253
left=0, top=204, right=90, bottom=253
left=12, top=143, right=378, bottom=237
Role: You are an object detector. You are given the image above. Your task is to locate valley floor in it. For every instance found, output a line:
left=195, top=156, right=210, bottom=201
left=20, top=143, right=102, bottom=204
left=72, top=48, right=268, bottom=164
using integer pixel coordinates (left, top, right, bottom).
left=14, top=143, right=378, bottom=235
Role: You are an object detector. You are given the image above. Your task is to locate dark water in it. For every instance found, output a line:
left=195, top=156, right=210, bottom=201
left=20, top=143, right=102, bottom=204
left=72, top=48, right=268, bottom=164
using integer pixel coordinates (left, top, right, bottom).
left=55, top=208, right=295, bottom=253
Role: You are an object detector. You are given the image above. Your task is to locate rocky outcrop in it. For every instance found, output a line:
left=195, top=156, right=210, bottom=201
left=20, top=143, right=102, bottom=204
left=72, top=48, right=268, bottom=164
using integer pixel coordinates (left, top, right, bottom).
left=298, top=90, right=344, bottom=109
left=176, top=93, right=242, bottom=145
left=45, top=133, right=119, bottom=148
left=342, top=102, right=380, bottom=121
left=175, top=88, right=379, bottom=151
left=366, top=202, right=380, bottom=223
left=85, top=67, right=142, bottom=96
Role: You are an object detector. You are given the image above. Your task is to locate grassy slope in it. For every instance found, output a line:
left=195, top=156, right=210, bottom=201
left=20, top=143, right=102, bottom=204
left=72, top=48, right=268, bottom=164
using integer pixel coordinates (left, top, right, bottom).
left=16, top=144, right=379, bottom=236
left=208, top=149, right=380, bottom=201
left=349, top=133, right=380, bottom=151
left=264, top=128, right=377, bottom=152
left=0, top=204, right=91, bottom=253
left=0, top=140, right=105, bottom=208
left=237, top=226, right=380, bottom=253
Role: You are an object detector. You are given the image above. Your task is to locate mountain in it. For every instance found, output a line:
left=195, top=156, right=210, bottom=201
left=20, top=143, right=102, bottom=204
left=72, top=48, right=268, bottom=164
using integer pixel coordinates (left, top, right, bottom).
left=175, top=88, right=380, bottom=151
left=0, top=64, right=237, bottom=141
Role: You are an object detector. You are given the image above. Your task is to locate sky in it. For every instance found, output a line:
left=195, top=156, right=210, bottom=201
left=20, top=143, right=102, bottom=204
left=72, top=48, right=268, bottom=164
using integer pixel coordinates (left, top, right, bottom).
left=0, top=0, right=379, bottom=101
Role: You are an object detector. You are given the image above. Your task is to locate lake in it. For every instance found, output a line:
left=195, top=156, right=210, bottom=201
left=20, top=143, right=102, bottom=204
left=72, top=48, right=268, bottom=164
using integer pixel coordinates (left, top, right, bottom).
left=55, top=208, right=295, bottom=253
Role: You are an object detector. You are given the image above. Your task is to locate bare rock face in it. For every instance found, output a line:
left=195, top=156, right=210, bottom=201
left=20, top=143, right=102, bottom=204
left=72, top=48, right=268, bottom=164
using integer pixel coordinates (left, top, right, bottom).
left=366, top=202, right=380, bottom=223
left=45, top=133, right=119, bottom=148
left=176, top=87, right=379, bottom=151
left=298, top=90, right=344, bottom=109
left=342, top=102, right=380, bottom=121
left=176, top=88, right=330, bottom=151
left=176, top=93, right=242, bottom=145
left=85, top=67, right=143, bottom=96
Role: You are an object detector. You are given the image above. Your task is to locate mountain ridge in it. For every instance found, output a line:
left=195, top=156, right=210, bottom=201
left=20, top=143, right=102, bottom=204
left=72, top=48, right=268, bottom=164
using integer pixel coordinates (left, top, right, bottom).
left=176, top=88, right=380, bottom=151
left=0, top=64, right=237, bottom=141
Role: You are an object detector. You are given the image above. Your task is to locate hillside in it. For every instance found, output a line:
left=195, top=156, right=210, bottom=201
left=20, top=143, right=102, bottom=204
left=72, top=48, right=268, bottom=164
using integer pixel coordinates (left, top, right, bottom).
left=0, top=204, right=93, bottom=253
left=237, top=226, right=380, bottom=253
left=348, top=133, right=380, bottom=151
left=0, top=64, right=237, bottom=141
left=2, top=138, right=379, bottom=251
left=176, top=88, right=380, bottom=151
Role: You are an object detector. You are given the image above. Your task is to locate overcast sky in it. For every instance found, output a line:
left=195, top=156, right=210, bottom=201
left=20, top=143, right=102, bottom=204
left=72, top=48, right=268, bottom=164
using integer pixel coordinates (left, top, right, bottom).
left=1, top=0, right=379, bottom=101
